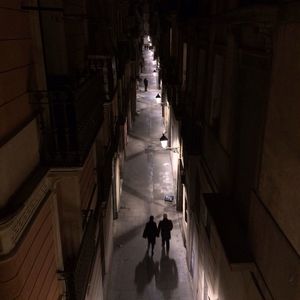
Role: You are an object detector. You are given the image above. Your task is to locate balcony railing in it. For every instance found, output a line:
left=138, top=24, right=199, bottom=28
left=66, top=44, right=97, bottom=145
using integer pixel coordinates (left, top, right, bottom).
left=88, top=55, right=117, bottom=102
left=181, top=117, right=202, bottom=155
left=161, top=57, right=180, bottom=86
left=35, top=74, right=104, bottom=166
left=98, top=122, right=120, bottom=204
left=65, top=213, right=98, bottom=300
left=117, top=41, right=132, bottom=77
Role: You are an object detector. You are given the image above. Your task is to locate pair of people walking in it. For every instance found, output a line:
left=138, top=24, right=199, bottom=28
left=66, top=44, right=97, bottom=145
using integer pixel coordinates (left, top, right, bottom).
left=143, top=214, right=173, bottom=255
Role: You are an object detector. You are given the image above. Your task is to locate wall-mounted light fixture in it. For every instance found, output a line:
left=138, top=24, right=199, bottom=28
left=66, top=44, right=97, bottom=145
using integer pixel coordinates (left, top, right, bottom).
left=160, top=133, right=168, bottom=148
left=159, top=134, right=180, bottom=153
left=155, top=93, right=161, bottom=103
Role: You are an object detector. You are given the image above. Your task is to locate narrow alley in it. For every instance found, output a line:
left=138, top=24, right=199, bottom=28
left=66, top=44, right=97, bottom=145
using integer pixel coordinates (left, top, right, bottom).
left=105, top=49, right=194, bottom=300
left=1, top=2, right=299, bottom=299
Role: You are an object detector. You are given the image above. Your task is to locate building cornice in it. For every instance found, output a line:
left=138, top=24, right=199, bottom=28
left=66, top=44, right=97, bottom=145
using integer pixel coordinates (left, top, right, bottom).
left=0, top=175, right=51, bottom=256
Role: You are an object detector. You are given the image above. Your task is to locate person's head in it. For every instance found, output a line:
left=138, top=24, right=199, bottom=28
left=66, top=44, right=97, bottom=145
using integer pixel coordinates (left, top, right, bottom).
left=150, top=215, right=154, bottom=222
left=163, top=213, right=167, bottom=219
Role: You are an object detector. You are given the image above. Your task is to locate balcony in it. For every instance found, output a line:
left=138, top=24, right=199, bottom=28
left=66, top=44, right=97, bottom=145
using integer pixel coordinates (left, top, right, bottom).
left=64, top=212, right=98, bottom=300
left=35, top=74, right=104, bottom=167
left=98, top=121, right=121, bottom=204
left=88, top=55, right=118, bottom=102
left=161, top=57, right=180, bottom=86
left=181, top=118, right=202, bottom=155
left=117, top=40, right=133, bottom=77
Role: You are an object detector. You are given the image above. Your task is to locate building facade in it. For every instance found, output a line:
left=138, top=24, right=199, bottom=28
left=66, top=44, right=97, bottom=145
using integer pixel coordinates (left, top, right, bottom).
left=150, top=0, right=300, bottom=299
left=0, top=0, right=143, bottom=299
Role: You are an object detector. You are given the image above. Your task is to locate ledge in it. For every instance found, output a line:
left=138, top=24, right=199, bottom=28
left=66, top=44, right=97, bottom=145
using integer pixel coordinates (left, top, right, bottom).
left=0, top=166, right=48, bottom=222
left=0, top=166, right=50, bottom=255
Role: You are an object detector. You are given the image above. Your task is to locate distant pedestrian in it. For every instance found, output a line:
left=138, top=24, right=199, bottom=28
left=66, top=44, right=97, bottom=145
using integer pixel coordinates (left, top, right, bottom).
left=158, top=214, right=173, bottom=253
left=143, top=216, right=159, bottom=255
left=144, top=78, right=148, bottom=91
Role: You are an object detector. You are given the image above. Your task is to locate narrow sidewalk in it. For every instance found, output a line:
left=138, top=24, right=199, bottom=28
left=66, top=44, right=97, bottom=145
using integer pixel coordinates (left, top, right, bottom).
left=105, top=49, right=193, bottom=300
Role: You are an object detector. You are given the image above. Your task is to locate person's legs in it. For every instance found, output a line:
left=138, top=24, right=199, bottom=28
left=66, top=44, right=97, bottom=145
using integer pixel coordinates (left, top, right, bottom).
left=151, top=241, right=155, bottom=255
left=166, top=239, right=170, bottom=253
left=162, top=237, right=166, bottom=248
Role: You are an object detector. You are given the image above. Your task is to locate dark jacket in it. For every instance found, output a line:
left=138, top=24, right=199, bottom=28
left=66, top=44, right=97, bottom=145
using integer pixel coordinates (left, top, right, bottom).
left=158, top=219, right=173, bottom=240
left=143, top=221, right=158, bottom=243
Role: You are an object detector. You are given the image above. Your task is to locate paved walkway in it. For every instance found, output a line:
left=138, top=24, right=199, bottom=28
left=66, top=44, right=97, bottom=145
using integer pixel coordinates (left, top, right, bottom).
left=105, top=48, right=194, bottom=300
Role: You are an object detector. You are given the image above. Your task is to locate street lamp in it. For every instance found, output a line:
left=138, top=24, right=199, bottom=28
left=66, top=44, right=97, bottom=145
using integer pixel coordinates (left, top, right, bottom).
left=160, top=133, right=168, bottom=149
left=159, top=134, right=180, bottom=153
left=155, top=93, right=161, bottom=104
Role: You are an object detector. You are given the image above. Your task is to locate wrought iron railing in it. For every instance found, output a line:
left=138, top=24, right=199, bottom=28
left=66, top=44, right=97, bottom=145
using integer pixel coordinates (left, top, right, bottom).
left=181, top=118, right=202, bottom=155
left=63, top=110, right=121, bottom=300
left=98, top=122, right=120, bottom=204
left=64, top=213, right=98, bottom=300
left=34, top=74, right=105, bottom=166
left=161, top=57, right=180, bottom=86
left=88, top=55, right=117, bottom=102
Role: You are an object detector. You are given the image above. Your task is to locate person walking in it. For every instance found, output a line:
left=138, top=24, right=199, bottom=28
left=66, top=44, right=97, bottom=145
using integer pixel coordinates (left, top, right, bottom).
left=143, top=78, right=148, bottom=91
left=158, top=214, right=173, bottom=253
left=143, top=216, right=159, bottom=255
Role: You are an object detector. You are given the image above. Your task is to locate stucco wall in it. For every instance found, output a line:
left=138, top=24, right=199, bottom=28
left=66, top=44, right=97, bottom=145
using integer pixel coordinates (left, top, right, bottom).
left=0, top=193, right=63, bottom=299
left=0, top=3, right=34, bottom=140
left=249, top=192, right=300, bottom=300
left=0, top=120, right=39, bottom=207
left=259, top=23, right=300, bottom=255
